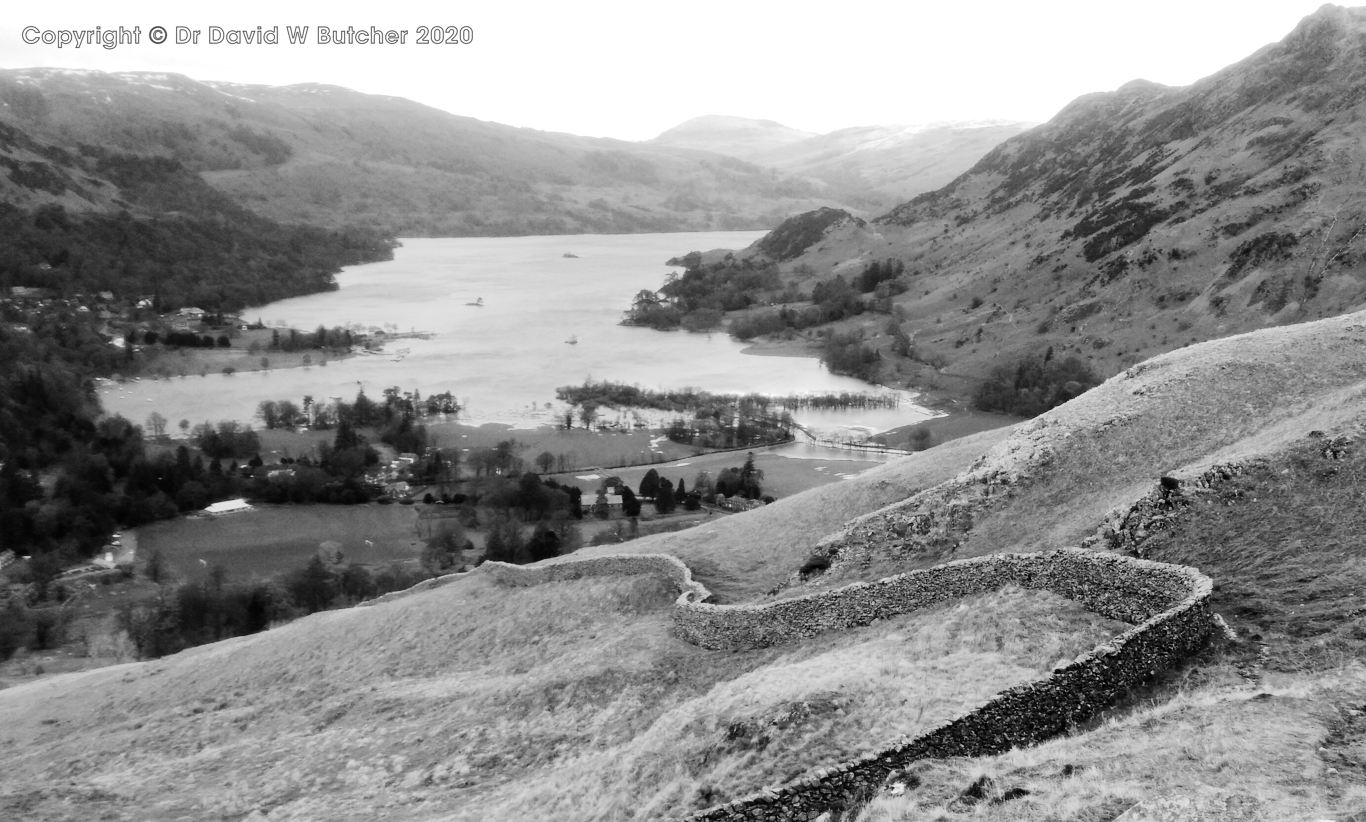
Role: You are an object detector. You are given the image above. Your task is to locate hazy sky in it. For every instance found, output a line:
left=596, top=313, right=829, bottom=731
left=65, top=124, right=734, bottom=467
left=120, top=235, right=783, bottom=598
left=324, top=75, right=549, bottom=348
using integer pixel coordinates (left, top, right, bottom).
left=1, top=0, right=1334, bottom=140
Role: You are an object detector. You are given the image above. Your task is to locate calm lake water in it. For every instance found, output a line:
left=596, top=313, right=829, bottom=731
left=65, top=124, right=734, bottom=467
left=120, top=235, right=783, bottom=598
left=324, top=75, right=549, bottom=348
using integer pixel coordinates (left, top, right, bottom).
left=100, top=232, right=934, bottom=445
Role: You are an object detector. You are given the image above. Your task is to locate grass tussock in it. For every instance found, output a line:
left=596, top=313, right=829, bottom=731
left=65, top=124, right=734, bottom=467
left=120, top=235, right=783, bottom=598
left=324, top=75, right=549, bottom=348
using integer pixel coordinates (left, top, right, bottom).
left=0, top=575, right=1120, bottom=822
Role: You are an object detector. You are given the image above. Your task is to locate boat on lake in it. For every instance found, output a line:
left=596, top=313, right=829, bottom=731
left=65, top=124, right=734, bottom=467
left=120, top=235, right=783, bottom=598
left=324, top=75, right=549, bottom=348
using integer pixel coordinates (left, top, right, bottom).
left=465, top=297, right=484, bottom=307
left=566, top=335, right=578, bottom=345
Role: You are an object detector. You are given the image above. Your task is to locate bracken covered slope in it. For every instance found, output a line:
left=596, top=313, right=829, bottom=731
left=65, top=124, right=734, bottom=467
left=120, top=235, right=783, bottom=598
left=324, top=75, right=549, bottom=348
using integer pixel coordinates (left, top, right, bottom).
left=748, top=4, right=1366, bottom=393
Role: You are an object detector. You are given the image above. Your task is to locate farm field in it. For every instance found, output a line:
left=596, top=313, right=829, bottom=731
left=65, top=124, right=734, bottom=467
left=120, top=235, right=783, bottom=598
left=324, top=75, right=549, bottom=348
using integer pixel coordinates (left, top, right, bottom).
left=554, top=448, right=882, bottom=502
left=134, top=504, right=424, bottom=580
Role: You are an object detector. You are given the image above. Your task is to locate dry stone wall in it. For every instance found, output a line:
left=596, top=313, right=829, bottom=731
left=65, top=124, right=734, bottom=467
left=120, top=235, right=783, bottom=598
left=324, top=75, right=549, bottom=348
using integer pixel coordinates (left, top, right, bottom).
left=469, top=548, right=1212, bottom=822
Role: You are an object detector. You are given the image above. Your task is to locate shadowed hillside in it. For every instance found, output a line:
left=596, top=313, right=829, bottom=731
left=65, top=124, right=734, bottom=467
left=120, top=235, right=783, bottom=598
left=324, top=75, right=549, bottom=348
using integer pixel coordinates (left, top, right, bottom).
left=0, top=70, right=851, bottom=236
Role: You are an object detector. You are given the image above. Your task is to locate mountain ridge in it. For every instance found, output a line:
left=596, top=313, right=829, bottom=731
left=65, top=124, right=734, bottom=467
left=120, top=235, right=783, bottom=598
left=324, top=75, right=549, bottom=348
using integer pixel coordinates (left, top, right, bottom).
left=696, top=3, right=1366, bottom=404
left=0, top=68, right=852, bottom=236
left=653, top=114, right=1035, bottom=209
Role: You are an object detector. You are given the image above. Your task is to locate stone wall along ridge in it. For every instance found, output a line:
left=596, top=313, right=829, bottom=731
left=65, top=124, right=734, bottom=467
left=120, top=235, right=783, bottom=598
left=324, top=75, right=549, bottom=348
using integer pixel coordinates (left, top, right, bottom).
left=474, top=547, right=1211, bottom=822
left=362, top=546, right=1207, bottom=821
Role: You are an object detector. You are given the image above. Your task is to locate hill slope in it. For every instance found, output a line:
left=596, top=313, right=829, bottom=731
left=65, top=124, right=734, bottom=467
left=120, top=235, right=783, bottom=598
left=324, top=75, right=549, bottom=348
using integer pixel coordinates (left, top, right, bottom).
left=709, top=4, right=1366, bottom=400
left=0, top=70, right=848, bottom=236
left=750, top=120, right=1035, bottom=207
left=0, top=111, right=393, bottom=308
left=649, top=115, right=818, bottom=158
left=652, top=116, right=1034, bottom=211
left=5, top=298, right=1366, bottom=821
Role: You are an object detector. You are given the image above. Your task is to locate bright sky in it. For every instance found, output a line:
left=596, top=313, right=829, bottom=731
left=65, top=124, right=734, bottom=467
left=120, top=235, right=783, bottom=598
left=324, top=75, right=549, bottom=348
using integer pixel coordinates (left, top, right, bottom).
left=0, top=0, right=1337, bottom=141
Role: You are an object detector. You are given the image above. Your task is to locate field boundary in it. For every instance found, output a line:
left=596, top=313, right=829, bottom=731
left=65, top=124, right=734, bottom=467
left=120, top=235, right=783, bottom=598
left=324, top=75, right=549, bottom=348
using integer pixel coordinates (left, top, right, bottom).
left=469, top=548, right=1212, bottom=822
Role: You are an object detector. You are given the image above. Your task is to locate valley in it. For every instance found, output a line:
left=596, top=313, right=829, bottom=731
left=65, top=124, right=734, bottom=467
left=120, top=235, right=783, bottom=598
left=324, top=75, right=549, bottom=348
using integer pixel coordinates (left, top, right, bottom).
left=4, top=4, right=1366, bottom=821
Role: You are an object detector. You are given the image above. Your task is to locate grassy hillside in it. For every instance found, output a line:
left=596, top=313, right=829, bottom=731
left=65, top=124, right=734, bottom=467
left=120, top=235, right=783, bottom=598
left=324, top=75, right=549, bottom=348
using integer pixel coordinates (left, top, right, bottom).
left=0, top=572, right=1119, bottom=821
left=679, top=5, right=1366, bottom=407
left=5, top=307, right=1366, bottom=819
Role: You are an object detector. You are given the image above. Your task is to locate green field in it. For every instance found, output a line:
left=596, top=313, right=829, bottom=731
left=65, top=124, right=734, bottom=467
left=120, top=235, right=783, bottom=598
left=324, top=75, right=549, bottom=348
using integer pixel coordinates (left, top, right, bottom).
left=134, top=504, right=424, bottom=580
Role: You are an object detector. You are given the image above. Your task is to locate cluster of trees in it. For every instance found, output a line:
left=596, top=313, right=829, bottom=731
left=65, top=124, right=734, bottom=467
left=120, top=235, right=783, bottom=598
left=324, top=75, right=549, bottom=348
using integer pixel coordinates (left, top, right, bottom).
left=267, top=325, right=356, bottom=352
left=473, top=471, right=584, bottom=520
left=973, top=351, right=1101, bottom=417
left=712, top=453, right=767, bottom=500
left=663, top=414, right=791, bottom=449
left=481, top=514, right=583, bottom=566
left=191, top=420, right=262, bottom=460
left=727, top=266, right=905, bottom=343
left=255, top=387, right=459, bottom=433
left=823, top=330, right=881, bottom=381
left=557, top=380, right=899, bottom=415
left=623, top=259, right=784, bottom=330
left=0, top=548, right=440, bottom=663
left=132, top=330, right=231, bottom=348
left=0, top=143, right=394, bottom=310
left=129, top=553, right=432, bottom=660
left=631, top=453, right=766, bottom=511
left=635, top=470, right=699, bottom=513
left=854, top=258, right=908, bottom=294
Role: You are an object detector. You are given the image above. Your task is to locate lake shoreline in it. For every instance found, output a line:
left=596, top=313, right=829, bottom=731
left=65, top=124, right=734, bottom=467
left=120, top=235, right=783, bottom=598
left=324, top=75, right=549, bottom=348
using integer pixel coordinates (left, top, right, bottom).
left=100, top=233, right=944, bottom=437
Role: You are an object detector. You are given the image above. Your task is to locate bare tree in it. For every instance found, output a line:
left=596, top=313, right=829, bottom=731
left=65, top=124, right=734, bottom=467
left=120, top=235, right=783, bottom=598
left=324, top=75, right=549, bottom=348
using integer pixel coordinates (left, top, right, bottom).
left=145, top=411, right=168, bottom=440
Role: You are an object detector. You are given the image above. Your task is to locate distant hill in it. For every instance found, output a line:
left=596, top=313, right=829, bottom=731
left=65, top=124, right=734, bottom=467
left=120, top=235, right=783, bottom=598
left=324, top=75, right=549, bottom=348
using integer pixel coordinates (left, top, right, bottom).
left=0, top=70, right=851, bottom=237
left=699, top=4, right=1366, bottom=398
left=649, top=114, right=818, bottom=158
left=749, top=120, right=1035, bottom=207
left=652, top=116, right=1034, bottom=211
left=0, top=108, right=392, bottom=310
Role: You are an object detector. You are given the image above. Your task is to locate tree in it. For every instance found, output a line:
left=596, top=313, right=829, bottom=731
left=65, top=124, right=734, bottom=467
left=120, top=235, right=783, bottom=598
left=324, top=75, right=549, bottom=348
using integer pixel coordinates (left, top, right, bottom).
left=421, top=520, right=468, bottom=573
left=674, top=477, right=687, bottom=504
left=178, top=419, right=190, bottom=436
left=257, top=400, right=280, bottom=430
left=353, top=390, right=379, bottom=426
left=639, top=468, right=660, bottom=499
left=143, top=547, right=169, bottom=584
left=526, top=523, right=561, bottom=563
left=620, top=486, right=642, bottom=518
left=334, top=418, right=362, bottom=451
left=692, top=470, right=714, bottom=498
left=654, top=479, right=675, bottom=514
left=740, top=452, right=764, bottom=499
left=276, top=400, right=301, bottom=430
left=145, top=411, right=168, bottom=440
left=483, top=516, right=526, bottom=564
left=286, top=555, right=335, bottom=613
left=535, top=451, right=556, bottom=474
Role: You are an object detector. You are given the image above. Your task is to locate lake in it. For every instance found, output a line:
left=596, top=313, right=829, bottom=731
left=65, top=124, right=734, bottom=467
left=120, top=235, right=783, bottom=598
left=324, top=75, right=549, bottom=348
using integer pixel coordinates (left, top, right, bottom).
left=99, top=232, right=935, bottom=444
